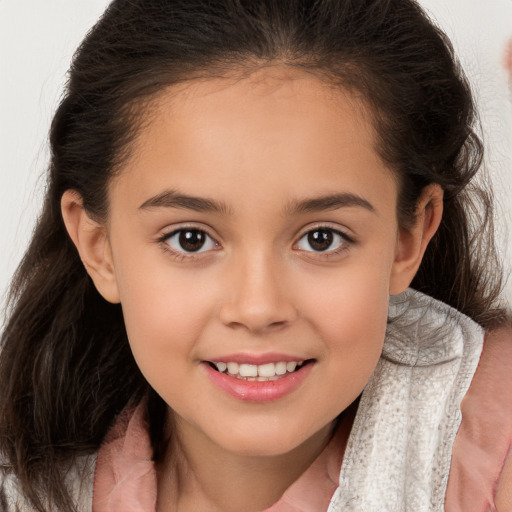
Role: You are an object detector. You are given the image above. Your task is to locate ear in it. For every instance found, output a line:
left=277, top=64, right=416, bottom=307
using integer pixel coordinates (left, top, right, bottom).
left=61, top=190, right=120, bottom=303
left=389, top=184, right=444, bottom=295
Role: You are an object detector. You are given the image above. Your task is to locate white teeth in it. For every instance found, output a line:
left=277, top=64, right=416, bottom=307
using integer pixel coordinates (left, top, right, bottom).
left=239, top=364, right=258, bottom=377
left=286, top=361, right=297, bottom=372
left=227, top=362, right=239, bottom=374
left=215, top=362, right=227, bottom=372
left=213, top=360, right=307, bottom=378
left=258, top=363, right=276, bottom=377
left=275, top=362, right=287, bottom=375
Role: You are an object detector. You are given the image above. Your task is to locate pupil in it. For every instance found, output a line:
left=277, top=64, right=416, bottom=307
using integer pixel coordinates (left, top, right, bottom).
left=179, top=230, right=205, bottom=252
left=308, top=230, right=333, bottom=251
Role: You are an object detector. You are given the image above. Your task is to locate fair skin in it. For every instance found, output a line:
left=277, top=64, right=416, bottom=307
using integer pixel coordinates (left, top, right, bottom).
left=62, top=67, right=443, bottom=512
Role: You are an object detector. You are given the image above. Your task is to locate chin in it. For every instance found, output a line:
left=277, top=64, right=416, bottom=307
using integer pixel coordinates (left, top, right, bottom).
left=212, top=420, right=322, bottom=458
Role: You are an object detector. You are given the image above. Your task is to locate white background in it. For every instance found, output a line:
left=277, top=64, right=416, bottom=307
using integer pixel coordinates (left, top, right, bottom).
left=1, top=0, right=511, bottom=320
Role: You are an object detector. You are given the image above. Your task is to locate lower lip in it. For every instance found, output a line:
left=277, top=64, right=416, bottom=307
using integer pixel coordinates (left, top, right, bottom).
left=203, top=362, right=313, bottom=402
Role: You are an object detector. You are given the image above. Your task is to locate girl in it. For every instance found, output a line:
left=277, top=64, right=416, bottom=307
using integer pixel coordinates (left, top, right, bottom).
left=1, top=0, right=511, bottom=511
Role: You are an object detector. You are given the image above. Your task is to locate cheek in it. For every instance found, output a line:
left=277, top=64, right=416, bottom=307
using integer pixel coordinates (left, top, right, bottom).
left=319, top=285, right=388, bottom=384
left=116, top=275, right=216, bottom=409
left=110, top=250, right=218, bottom=379
left=294, top=252, right=393, bottom=393
left=296, top=247, right=393, bottom=334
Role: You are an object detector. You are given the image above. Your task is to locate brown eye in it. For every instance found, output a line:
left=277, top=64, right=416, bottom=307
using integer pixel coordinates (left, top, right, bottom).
left=179, top=230, right=206, bottom=251
left=307, top=229, right=333, bottom=251
left=165, top=229, right=216, bottom=253
left=297, top=228, right=347, bottom=253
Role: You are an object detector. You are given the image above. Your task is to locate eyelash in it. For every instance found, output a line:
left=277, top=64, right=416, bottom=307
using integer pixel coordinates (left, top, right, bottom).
left=157, top=225, right=354, bottom=261
left=294, top=225, right=354, bottom=259
left=157, top=226, right=220, bottom=261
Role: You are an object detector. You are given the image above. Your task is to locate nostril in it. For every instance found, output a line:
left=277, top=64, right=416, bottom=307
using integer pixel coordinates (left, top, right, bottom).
left=225, top=319, right=290, bottom=333
left=268, top=320, right=288, bottom=329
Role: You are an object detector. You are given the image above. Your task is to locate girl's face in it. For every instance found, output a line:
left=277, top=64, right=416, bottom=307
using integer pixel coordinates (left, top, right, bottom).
left=96, top=68, right=417, bottom=457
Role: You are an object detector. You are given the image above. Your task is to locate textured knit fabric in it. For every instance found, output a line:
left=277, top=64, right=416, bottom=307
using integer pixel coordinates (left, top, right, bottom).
left=329, top=289, right=485, bottom=511
left=0, top=454, right=96, bottom=511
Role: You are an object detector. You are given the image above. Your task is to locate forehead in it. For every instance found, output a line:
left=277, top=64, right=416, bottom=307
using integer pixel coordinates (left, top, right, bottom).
left=111, top=66, right=397, bottom=215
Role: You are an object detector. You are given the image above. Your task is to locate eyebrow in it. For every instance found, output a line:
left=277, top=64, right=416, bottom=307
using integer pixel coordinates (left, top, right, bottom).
left=286, top=193, right=376, bottom=215
left=139, top=189, right=375, bottom=216
left=139, top=189, right=231, bottom=214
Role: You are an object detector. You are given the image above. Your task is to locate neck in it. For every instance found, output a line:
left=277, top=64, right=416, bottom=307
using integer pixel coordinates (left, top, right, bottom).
left=156, top=415, right=345, bottom=512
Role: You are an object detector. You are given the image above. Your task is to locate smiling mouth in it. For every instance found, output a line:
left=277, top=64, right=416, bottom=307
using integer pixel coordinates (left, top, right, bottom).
left=206, top=360, right=315, bottom=381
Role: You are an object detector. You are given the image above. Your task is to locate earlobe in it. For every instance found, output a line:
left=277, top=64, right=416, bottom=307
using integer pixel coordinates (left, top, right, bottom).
left=61, top=190, right=121, bottom=303
left=389, top=184, right=444, bottom=295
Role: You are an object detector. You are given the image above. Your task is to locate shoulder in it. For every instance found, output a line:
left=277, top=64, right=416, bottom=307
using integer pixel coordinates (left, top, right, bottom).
left=335, top=290, right=487, bottom=511
left=65, top=453, right=97, bottom=511
left=486, top=326, right=512, bottom=511
left=446, top=324, right=512, bottom=512
left=0, top=468, right=30, bottom=511
left=0, top=453, right=97, bottom=512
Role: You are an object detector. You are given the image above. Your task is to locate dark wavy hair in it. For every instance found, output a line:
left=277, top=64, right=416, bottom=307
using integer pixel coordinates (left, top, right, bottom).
left=0, top=0, right=506, bottom=509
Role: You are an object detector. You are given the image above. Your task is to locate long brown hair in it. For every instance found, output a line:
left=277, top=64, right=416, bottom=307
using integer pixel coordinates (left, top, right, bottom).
left=0, top=0, right=506, bottom=509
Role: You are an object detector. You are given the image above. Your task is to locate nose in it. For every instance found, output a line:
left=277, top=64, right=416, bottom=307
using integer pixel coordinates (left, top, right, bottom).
left=219, top=250, right=298, bottom=333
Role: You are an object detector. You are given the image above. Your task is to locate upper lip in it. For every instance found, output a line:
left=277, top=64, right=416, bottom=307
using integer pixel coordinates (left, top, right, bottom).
left=205, top=353, right=311, bottom=365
